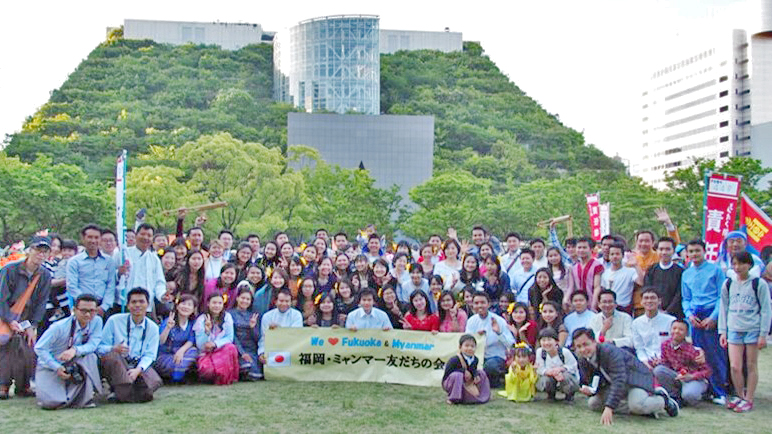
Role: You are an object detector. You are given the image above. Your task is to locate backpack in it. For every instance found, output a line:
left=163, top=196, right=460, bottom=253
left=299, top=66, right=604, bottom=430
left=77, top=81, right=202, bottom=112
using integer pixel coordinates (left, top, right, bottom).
left=541, top=347, right=566, bottom=364
left=723, top=277, right=762, bottom=310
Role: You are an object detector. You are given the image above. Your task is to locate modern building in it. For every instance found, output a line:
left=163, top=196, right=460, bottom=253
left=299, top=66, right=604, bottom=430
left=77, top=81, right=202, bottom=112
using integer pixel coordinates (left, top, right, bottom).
left=633, top=1, right=772, bottom=189
left=274, top=15, right=381, bottom=115
left=379, top=29, right=462, bottom=54
left=287, top=113, right=434, bottom=202
left=122, top=19, right=272, bottom=50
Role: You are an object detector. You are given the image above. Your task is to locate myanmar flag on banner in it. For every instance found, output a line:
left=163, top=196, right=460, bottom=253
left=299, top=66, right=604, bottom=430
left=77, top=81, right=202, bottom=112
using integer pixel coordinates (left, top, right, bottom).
left=740, top=193, right=772, bottom=251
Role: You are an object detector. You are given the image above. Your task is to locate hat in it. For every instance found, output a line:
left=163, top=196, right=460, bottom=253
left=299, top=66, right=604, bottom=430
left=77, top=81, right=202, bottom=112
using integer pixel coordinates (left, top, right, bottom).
left=29, top=236, right=52, bottom=249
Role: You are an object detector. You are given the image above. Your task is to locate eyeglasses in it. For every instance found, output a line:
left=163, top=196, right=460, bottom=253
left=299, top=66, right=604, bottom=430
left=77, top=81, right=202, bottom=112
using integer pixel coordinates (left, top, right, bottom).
left=76, top=308, right=97, bottom=315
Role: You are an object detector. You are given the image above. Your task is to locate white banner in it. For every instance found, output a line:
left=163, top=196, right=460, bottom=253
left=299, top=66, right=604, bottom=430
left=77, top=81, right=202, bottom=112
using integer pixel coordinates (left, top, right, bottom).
left=599, top=202, right=610, bottom=237
left=115, top=150, right=127, bottom=249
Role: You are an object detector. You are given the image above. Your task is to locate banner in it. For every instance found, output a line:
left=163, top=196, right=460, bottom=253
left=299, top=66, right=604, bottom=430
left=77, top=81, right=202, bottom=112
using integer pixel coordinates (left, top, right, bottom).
left=264, top=328, right=486, bottom=387
left=585, top=193, right=601, bottom=241
left=115, top=150, right=127, bottom=249
left=740, top=193, right=772, bottom=251
left=702, top=172, right=741, bottom=262
left=599, top=202, right=610, bottom=238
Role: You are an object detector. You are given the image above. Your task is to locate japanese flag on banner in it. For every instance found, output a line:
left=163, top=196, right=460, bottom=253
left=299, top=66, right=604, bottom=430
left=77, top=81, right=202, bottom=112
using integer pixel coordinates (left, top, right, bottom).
left=740, top=193, right=772, bottom=251
left=268, top=351, right=292, bottom=367
left=702, top=172, right=741, bottom=262
left=586, top=193, right=602, bottom=241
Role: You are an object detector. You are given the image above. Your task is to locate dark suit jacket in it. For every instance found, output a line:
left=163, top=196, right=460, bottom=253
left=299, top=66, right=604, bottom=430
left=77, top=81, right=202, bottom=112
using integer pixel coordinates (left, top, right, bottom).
left=443, top=354, right=479, bottom=382
left=578, top=343, right=655, bottom=410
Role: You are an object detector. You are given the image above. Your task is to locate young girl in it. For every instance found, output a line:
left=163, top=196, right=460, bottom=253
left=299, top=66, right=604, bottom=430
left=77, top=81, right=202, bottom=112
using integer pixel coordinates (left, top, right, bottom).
left=352, top=254, right=371, bottom=292
left=204, top=263, right=239, bottom=309
left=505, top=302, right=537, bottom=349
left=173, top=238, right=189, bottom=267
left=244, top=264, right=266, bottom=293
left=528, top=268, right=565, bottom=321
left=313, top=237, right=329, bottom=261
left=483, top=256, right=510, bottom=305
left=298, top=278, right=319, bottom=326
left=369, top=258, right=394, bottom=296
left=438, top=290, right=467, bottom=332
left=402, top=290, right=440, bottom=332
left=194, top=293, right=239, bottom=385
left=335, top=279, right=358, bottom=325
left=310, top=292, right=340, bottom=328
left=205, top=239, right=226, bottom=280
left=228, top=285, right=262, bottom=381
left=428, top=275, right=444, bottom=313
left=253, top=267, right=289, bottom=315
left=301, top=245, right=318, bottom=277
left=259, top=241, right=280, bottom=271
left=155, top=294, right=199, bottom=383
left=379, top=285, right=407, bottom=329
left=537, top=301, right=568, bottom=347
left=231, top=243, right=254, bottom=275
left=461, top=285, right=475, bottom=318
left=459, top=254, right=484, bottom=293
left=719, top=251, right=772, bottom=413
left=315, top=257, right=337, bottom=294
left=547, top=247, right=573, bottom=304
left=279, top=242, right=295, bottom=267
left=418, top=244, right=436, bottom=279
left=333, top=252, right=352, bottom=280
left=391, top=253, right=411, bottom=288
left=287, top=256, right=303, bottom=300
left=175, top=250, right=206, bottom=303
left=498, top=345, right=537, bottom=402
left=442, top=334, right=490, bottom=404
left=434, top=239, right=462, bottom=292
left=494, top=292, right=515, bottom=316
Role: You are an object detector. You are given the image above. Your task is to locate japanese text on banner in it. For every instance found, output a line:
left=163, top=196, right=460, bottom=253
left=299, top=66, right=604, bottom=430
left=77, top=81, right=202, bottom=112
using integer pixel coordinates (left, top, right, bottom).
left=703, top=172, right=741, bottom=262
left=586, top=193, right=601, bottom=241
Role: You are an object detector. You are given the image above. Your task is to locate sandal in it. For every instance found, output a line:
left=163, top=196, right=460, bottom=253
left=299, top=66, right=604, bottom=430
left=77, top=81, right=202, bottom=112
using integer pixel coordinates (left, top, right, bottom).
left=727, top=396, right=743, bottom=410
left=734, top=400, right=753, bottom=413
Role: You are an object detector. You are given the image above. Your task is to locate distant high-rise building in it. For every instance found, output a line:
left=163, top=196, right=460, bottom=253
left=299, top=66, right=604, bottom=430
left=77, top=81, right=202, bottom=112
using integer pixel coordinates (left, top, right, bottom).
left=633, top=0, right=772, bottom=189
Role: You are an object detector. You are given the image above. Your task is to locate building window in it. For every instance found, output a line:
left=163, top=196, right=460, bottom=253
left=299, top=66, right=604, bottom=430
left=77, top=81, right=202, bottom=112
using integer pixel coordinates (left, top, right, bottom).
left=720, top=106, right=728, bottom=113
left=720, top=151, right=729, bottom=157
left=719, top=76, right=728, bottom=82
left=719, top=90, right=728, bottom=97
left=719, top=121, right=729, bottom=128
left=720, top=136, right=729, bottom=143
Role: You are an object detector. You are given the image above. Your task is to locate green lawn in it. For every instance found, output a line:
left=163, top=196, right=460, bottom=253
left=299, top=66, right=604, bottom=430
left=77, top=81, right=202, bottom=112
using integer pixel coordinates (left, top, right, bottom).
left=2, top=350, right=771, bottom=434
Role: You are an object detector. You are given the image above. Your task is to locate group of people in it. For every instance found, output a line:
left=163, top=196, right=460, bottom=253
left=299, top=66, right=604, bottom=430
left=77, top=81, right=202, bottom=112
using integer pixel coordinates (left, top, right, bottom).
left=1, top=209, right=770, bottom=425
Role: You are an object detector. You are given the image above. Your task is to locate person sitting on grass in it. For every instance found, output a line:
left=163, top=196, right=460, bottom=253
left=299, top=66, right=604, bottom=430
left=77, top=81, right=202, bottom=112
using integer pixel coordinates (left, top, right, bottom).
left=258, top=289, right=303, bottom=367
left=464, top=291, right=515, bottom=388
left=346, top=289, right=393, bottom=331
left=535, top=327, right=579, bottom=402
left=442, top=334, right=490, bottom=405
left=229, top=285, right=262, bottom=381
left=573, top=327, right=679, bottom=425
left=652, top=319, right=712, bottom=407
left=498, top=344, right=537, bottom=402
left=588, top=290, right=633, bottom=350
left=719, top=251, right=772, bottom=413
left=155, top=294, right=198, bottom=383
left=194, top=292, right=239, bottom=385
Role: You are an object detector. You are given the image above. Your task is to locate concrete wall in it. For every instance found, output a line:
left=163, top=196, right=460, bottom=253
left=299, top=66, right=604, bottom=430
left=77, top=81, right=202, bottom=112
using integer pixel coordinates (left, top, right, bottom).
left=379, top=29, right=462, bottom=54
left=124, top=19, right=266, bottom=50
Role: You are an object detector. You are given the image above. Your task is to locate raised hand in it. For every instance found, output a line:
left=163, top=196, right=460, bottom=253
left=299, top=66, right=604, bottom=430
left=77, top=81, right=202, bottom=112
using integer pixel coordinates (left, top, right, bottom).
left=654, top=208, right=672, bottom=226
left=249, top=313, right=260, bottom=329
left=204, top=314, right=213, bottom=334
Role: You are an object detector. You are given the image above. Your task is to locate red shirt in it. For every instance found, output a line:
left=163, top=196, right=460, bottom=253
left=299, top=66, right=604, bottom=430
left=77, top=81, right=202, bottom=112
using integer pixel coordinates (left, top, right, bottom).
left=659, top=338, right=712, bottom=380
left=404, top=312, right=440, bottom=331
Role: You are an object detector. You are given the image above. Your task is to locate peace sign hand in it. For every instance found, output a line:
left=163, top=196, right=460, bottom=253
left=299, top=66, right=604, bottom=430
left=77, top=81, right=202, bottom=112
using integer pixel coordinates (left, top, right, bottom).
left=249, top=313, right=260, bottom=329
left=204, top=314, right=212, bottom=334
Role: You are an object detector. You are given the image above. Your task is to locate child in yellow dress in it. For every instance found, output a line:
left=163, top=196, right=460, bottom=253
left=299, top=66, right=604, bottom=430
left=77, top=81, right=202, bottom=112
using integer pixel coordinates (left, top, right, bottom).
left=498, top=345, right=537, bottom=402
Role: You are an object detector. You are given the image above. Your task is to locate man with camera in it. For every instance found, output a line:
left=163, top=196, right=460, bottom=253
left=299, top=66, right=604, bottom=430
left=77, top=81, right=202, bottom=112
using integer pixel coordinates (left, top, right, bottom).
left=0, top=236, right=52, bottom=399
left=97, top=287, right=161, bottom=403
left=34, top=294, right=103, bottom=409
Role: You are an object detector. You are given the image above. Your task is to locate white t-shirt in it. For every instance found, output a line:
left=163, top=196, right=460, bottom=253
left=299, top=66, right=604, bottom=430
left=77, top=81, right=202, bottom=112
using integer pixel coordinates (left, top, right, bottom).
left=601, top=266, right=638, bottom=307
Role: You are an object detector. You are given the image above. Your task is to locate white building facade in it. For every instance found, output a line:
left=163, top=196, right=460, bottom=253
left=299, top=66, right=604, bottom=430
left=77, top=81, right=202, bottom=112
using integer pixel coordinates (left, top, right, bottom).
left=123, top=19, right=270, bottom=50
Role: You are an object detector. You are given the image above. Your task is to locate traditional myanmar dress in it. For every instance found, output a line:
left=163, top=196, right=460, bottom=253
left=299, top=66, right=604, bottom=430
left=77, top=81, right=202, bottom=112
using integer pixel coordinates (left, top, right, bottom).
left=193, top=312, right=239, bottom=385
left=229, top=308, right=262, bottom=380
left=154, top=318, right=198, bottom=382
left=498, top=362, right=537, bottom=402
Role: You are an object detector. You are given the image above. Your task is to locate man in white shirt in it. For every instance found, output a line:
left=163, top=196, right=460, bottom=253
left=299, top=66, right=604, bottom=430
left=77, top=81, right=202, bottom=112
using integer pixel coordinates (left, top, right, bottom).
left=116, top=224, right=166, bottom=314
left=345, top=290, right=392, bottom=331
left=499, top=232, right=523, bottom=276
left=535, top=327, right=579, bottom=401
left=600, top=242, right=643, bottom=316
left=631, top=288, right=675, bottom=367
left=464, top=292, right=514, bottom=388
left=588, top=290, right=633, bottom=349
left=257, top=290, right=303, bottom=362
left=530, top=238, right=549, bottom=270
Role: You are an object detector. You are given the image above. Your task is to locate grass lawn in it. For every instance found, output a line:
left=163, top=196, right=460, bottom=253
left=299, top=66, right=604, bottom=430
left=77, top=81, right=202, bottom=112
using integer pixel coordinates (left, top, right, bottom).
left=2, top=350, right=771, bottom=434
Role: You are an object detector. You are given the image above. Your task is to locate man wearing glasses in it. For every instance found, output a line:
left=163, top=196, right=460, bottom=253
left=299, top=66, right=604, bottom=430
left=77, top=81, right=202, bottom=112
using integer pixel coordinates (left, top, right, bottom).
left=34, top=294, right=103, bottom=409
left=0, top=236, right=53, bottom=399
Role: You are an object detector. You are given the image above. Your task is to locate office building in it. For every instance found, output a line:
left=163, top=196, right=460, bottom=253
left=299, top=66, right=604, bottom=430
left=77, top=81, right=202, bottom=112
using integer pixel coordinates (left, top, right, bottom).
left=287, top=113, right=434, bottom=202
left=123, top=19, right=272, bottom=50
left=634, top=0, right=772, bottom=189
left=379, top=29, right=462, bottom=54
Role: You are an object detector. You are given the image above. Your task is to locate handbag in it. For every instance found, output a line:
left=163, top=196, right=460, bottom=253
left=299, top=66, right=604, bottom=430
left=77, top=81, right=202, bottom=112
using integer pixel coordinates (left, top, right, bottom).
left=0, top=272, right=41, bottom=345
left=457, top=353, right=480, bottom=397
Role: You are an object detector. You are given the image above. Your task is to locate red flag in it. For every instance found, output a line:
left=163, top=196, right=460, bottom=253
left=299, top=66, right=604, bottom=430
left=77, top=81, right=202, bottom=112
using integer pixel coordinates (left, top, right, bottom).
left=703, top=173, right=741, bottom=262
left=740, top=193, right=772, bottom=251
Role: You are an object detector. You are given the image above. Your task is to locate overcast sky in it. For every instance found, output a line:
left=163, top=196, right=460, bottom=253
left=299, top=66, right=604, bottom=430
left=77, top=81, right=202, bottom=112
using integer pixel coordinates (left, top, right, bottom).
left=0, top=0, right=754, bottom=160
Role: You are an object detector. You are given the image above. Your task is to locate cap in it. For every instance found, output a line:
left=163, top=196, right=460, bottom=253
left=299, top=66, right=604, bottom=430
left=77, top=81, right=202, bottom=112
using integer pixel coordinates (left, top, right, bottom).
left=29, top=236, right=52, bottom=249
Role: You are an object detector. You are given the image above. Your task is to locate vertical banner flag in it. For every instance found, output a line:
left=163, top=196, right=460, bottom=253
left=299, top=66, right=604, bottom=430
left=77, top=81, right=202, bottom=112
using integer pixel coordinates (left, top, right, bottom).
left=599, top=202, right=610, bottom=238
left=740, top=193, right=772, bottom=251
left=702, top=172, right=741, bottom=262
left=115, top=150, right=127, bottom=249
left=586, top=193, right=602, bottom=241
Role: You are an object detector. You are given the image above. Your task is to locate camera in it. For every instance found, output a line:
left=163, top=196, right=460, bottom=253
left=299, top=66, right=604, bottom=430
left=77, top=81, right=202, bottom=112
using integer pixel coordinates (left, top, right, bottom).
left=126, top=357, right=140, bottom=369
left=64, top=363, right=84, bottom=384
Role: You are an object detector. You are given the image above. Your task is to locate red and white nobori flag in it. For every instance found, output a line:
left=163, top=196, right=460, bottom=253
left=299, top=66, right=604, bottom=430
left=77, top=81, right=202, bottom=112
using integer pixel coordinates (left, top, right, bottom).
left=703, top=172, right=741, bottom=262
left=586, top=193, right=601, bottom=241
left=740, top=193, right=772, bottom=251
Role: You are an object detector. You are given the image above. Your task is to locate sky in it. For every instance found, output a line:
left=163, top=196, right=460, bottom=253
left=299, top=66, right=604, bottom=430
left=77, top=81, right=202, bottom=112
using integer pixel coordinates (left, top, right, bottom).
left=0, top=0, right=755, bottom=160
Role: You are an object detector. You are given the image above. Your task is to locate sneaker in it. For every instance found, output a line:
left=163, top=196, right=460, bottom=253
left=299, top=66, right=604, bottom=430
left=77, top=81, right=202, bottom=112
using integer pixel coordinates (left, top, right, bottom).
left=712, top=395, right=727, bottom=406
left=654, top=387, right=679, bottom=417
left=734, top=400, right=753, bottom=413
left=726, top=396, right=742, bottom=410
left=564, top=393, right=575, bottom=404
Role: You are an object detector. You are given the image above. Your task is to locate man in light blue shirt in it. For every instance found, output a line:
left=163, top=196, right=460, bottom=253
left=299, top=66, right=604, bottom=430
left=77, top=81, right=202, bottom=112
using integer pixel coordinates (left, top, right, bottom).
left=681, top=239, right=727, bottom=403
left=465, top=291, right=514, bottom=388
left=397, top=266, right=430, bottom=304
left=97, top=287, right=161, bottom=403
left=346, top=289, right=393, bottom=331
left=34, top=294, right=103, bottom=409
left=509, top=249, right=536, bottom=303
left=563, top=291, right=595, bottom=348
left=258, top=289, right=303, bottom=360
left=66, top=224, right=116, bottom=315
